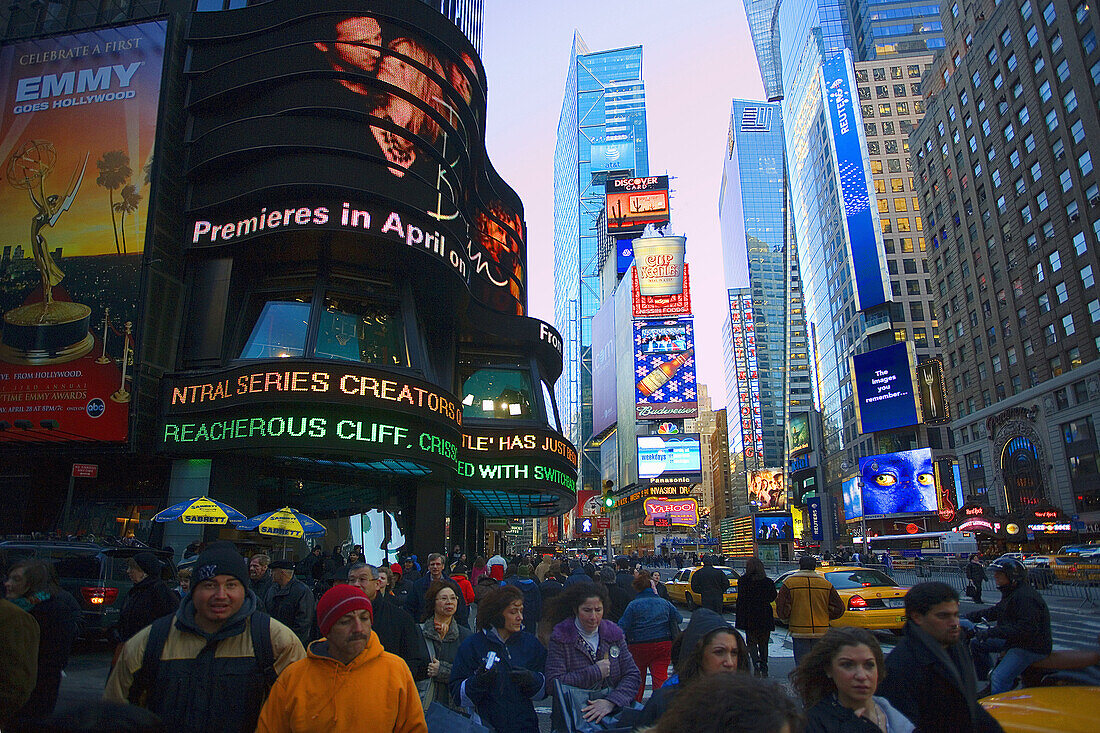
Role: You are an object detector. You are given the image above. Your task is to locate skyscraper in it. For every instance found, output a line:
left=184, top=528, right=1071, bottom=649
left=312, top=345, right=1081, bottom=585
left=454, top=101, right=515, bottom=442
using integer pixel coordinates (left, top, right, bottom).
left=554, top=34, right=649, bottom=491
left=720, top=100, right=791, bottom=472
left=849, top=0, right=947, bottom=60
left=912, top=0, right=1100, bottom=523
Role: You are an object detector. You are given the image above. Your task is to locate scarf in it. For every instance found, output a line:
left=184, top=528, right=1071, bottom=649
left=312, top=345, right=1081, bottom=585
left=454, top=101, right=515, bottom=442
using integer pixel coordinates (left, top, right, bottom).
left=11, top=590, right=50, bottom=611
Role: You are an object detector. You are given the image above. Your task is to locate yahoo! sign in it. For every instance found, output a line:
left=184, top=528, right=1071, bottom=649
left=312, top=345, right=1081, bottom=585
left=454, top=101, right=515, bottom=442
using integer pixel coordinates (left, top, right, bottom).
left=644, top=496, right=699, bottom=527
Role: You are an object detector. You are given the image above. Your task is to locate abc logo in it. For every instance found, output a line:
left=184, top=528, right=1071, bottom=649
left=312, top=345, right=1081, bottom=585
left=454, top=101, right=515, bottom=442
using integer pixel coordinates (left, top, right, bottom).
left=86, top=398, right=106, bottom=418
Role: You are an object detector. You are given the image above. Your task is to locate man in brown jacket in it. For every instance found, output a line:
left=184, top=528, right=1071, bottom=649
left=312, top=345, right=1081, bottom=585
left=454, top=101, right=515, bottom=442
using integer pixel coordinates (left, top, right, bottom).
left=776, top=555, right=844, bottom=662
left=0, top=598, right=40, bottom=726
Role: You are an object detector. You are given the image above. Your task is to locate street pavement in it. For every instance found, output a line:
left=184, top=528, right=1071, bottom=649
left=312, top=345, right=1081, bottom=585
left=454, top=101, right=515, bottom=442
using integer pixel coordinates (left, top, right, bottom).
left=53, top=574, right=1100, bottom=728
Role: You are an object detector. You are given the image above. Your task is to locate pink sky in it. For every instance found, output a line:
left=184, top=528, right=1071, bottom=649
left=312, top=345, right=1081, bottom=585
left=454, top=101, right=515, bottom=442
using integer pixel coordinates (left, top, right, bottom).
left=482, top=1, right=766, bottom=409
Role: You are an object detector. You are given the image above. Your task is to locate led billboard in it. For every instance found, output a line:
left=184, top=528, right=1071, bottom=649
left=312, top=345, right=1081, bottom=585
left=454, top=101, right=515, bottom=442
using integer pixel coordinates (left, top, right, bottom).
left=183, top=2, right=527, bottom=316
left=916, top=358, right=950, bottom=424
left=729, top=291, right=763, bottom=459
left=637, top=434, right=702, bottom=479
left=591, top=139, right=635, bottom=173
left=749, top=468, right=787, bottom=511
left=616, top=238, right=635, bottom=274
left=842, top=475, right=863, bottom=521
left=858, top=447, right=936, bottom=516
left=821, top=50, right=889, bottom=311
left=0, top=21, right=167, bottom=443
left=788, top=413, right=811, bottom=456
left=643, top=496, right=699, bottom=527
left=606, top=175, right=670, bottom=232
left=754, top=514, right=794, bottom=541
left=852, top=341, right=920, bottom=434
left=634, top=319, right=697, bottom=420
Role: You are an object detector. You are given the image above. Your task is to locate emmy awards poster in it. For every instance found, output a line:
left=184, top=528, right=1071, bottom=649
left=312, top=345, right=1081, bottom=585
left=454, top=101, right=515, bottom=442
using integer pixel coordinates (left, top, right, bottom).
left=0, top=21, right=166, bottom=442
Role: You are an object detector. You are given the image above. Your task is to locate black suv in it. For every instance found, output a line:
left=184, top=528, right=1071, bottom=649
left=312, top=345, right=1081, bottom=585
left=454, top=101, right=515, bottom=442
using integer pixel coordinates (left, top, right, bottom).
left=0, top=539, right=177, bottom=639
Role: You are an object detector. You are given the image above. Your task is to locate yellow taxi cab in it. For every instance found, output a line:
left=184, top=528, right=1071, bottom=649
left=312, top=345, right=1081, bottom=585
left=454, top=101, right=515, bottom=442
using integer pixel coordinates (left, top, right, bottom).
left=980, top=686, right=1100, bottom=732
left=664, top=566, right=739, bottom=609
left=772, top=566, right=909, bottom=631
left=1047, top=555, right=1100, bottom=582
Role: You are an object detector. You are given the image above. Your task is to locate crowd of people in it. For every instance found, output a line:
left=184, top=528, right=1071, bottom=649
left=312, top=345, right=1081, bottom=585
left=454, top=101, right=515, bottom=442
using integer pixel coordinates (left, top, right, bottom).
left=0, top=545, right=1054, bottom=732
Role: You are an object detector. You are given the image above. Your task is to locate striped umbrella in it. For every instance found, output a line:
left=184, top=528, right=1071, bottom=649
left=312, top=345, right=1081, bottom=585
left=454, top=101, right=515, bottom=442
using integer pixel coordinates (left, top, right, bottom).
left=153, top=496, right=247, bottom=525
left=236, top=506, right=326, bottom=539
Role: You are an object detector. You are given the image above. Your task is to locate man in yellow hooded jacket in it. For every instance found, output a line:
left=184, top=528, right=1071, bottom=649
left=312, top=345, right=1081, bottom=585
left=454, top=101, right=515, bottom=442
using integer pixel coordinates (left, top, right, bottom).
left=256, top=584, right=427, bottom=733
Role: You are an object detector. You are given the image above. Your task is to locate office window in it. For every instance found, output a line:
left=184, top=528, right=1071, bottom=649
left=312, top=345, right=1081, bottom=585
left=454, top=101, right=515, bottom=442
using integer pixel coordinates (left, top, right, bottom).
left=1072, top=120, right=1085, bottom=144
left=1050, top=250, right=1062, bottom=271
left=1042, top=1, right=1055, bottom=24
left=1046, top=109, right=1060, bottom=132
left=1074, top=232, right=1087, bottom=256
left=1081, top=151, right=1094, bottom=176
left=1061, top=169, right=1074, bottom=192
left=1088, top=298, right=1100, bottom=322
left=1064, top=90, right=1078, bottom=114
left=1020, top=1, right=1032, bottom=20
left=894, top=197, right=908, bottom=212
left=1057, top=59, right=1070, bottom=83
left=1056, top=281, right=1069, bottom=303
left=1084, top=265, right=1095, bottom=289
left=1063, top=314, right=1076, bottom=336
left=1039, top=80, right=1052, bottom=102
left=1028, top=25, right=1040, bottom=46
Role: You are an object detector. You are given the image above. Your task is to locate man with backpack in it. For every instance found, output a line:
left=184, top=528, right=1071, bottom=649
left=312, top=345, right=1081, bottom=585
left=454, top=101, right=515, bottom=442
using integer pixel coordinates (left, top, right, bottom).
left=104, top=541, right=305, bottom=732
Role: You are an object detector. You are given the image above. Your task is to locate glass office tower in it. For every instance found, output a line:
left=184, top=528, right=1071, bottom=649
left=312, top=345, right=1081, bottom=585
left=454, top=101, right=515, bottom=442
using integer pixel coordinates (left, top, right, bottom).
left=720, top=100, right=792, bottom=472
left=554, top=34, right=649, bottom=489
left=848, top=0, right=945, bottom=60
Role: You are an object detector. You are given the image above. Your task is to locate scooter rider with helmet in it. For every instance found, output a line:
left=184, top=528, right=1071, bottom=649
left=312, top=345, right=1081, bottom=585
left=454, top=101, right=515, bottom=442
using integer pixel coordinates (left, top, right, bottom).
left=965, top=557, right=1052, bottom=694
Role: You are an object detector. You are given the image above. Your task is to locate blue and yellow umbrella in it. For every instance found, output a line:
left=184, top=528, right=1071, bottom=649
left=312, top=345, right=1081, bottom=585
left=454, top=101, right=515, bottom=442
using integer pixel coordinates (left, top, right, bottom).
left=153, top=496, right=247, bottom=525
left=236, top=506, right=326, bottom=539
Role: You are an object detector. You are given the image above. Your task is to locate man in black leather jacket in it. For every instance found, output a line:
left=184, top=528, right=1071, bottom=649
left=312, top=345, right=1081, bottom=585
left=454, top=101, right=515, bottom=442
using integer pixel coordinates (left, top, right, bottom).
left=965, top=558, right=1051, bottom=694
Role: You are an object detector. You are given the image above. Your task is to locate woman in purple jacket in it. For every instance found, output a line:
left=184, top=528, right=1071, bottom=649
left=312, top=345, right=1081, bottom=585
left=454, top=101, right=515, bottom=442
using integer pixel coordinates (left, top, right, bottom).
left=545, top=581, right=641, bottom=725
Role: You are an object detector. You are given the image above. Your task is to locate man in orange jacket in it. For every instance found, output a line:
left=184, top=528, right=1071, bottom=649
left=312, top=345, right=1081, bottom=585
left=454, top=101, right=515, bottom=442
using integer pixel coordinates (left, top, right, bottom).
left=775, top=555, right=844, bottom=662
left=256, top=585, right=427, bottom=733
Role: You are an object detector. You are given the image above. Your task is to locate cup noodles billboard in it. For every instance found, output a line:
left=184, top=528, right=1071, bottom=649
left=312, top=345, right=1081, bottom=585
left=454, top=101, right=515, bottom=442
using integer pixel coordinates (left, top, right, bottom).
left=632, top=264, right=691, bottom=318
left=632, top=235, right=685, bottom=296
left=644, top=496, right=699, bottom=527
left=606, top=175, right=670, bottom=233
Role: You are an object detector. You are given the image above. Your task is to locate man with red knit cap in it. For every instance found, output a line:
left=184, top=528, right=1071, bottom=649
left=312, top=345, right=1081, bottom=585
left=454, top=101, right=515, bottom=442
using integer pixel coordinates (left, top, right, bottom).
left=256, top=585, right=427, bottom=732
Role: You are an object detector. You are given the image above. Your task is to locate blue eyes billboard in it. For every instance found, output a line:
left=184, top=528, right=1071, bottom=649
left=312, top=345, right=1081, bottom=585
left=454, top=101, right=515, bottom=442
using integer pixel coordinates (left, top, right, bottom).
left=858, top=447, right=936, bottom=516
left=851, top=341, right=920, bottom=434
left=821, top=50, right=890, bottom=312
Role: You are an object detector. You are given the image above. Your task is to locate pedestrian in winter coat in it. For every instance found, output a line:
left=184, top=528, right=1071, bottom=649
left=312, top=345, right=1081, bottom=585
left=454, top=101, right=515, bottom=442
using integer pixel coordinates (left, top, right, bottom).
left=634, top=609, right=750, bottom=728
left=792, top=627, right=914, bottom=733
left=471, top=556, right=490, bottom=585
left=618, top=573, right=681, bottom=702
left=564, top=560, right=592, bottom=586
left=450, top=585, right=547, bottom=733
left=450, top=564, right=476, bottom=604
left=776, top=556, right=845, bottom=662
left=255, top=585, right=427, bottom=733
left=734, top=557, right=778, bottom=677
left=535, top=555, right=553, bottom=582
left=115, top=553, right=180, bottom=644
left=544, top=582, right=641, bottom=724
left=105, top=542, right=305, bottom=732
left=418, top=581, right=473, bottom=710
left=642, top=672, right=804, bottom=733
left=4, top=559, right=81, bottom=719
left=649, top=570, right=671, bottom=600
left=0, top=598, right=39, bottom=725
left=347, top=563, right=429, bottom=680
left=409, top=553, right=470, bottom=627
left=265, top=559, right=316, bottom=646
left=878, top=582, right=1004, bottom=733
left=249, top=554, right=275, bottom=610
left=966, top=554, right=988, bottom=603
left=690, top=556, right=730, bottom=614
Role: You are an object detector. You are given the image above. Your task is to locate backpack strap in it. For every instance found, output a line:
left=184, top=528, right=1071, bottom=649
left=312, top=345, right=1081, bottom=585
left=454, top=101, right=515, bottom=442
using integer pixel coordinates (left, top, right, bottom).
left=127, top=614, right=174, bottom=705
left=250, top=611, right=279, bottom=690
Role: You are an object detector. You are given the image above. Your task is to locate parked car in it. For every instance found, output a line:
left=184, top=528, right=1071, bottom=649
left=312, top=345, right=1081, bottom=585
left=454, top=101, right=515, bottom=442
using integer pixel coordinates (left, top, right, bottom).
left=981, top=686, right=1100, bottom=732
left=0, top=539, right=176, bottom=639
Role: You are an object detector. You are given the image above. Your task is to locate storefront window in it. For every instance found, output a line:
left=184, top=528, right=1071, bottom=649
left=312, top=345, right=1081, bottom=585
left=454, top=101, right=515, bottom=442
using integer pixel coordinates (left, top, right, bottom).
left=240, top=298, right=310, bottom=358
left=315, top=295, right=408, bottom=366
left=460, top=367, right=534, bottom=420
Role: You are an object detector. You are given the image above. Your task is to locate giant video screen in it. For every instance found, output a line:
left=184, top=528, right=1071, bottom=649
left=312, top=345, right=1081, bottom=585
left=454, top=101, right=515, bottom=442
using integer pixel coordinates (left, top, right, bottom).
left=858, top=447, right=936, bottom=516
left=0, top=21, right=167, bottom=443
left=852, top=341, right=920, bottom=434
left=749, top=468, right=787, bottom=511
left=754, top=514, right=794, bottom=542
left=183, top=0, right=527, bottom=316
left=637, top=434, right=701, bottom=480
left=606, top=175, right=670, bottom=233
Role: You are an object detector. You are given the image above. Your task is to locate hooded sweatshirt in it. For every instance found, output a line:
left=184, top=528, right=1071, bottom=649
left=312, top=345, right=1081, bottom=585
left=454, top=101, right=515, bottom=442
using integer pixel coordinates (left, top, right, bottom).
left=105, top=590, right=305, bottom=732
left=255, top=632, right=427, bottom=733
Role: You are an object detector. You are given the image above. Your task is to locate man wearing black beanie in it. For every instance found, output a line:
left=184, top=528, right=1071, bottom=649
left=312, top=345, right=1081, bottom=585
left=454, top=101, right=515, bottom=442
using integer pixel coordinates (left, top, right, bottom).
left=104, top=541, right=306, bottom=732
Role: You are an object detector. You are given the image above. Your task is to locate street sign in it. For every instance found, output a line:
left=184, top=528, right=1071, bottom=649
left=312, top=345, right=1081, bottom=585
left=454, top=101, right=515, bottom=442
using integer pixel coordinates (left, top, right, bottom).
left=72, top=463, right=98, bottom=478
left=578, top=518, right=595, bottom=533
left=596, top=518, right=610, bottom=530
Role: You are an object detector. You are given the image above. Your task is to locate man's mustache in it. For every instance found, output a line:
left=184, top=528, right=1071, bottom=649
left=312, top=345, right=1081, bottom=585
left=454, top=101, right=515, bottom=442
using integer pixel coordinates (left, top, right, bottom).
left=347, top=633, right=370, bottom=642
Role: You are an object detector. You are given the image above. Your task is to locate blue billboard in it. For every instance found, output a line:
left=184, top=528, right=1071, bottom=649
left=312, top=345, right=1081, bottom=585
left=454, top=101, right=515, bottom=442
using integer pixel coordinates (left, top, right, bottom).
left=592, top=139, right=636, bottom=172
left=591, top=302, right=617, bottom=437
left=807, top=497, right=823, bottom=541
left=754, top=514, right=794, bottom=542
left=852, top=341, right=920, bottom=434
left=842, top=475, right=863, bottom=521
left=616, top=238, right=635, bottom=274
left=822, top=51, right=889, bottom=311
left=858, top=447, right=937, bottom=516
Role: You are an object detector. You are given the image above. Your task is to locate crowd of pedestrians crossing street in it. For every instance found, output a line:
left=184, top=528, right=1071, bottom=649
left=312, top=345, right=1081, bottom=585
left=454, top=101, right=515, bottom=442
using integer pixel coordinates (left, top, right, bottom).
left=0, top=545, right=1060, bottom=732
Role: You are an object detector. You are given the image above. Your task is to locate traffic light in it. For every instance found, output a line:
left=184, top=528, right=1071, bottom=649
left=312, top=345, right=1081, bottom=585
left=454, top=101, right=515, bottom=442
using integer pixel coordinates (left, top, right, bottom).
left=601, top=480, right=615, bottom=512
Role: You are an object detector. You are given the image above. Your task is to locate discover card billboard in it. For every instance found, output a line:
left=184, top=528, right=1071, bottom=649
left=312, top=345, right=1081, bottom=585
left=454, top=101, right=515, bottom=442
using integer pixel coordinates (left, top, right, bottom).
left=0, top=21, right=167, bottom=443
